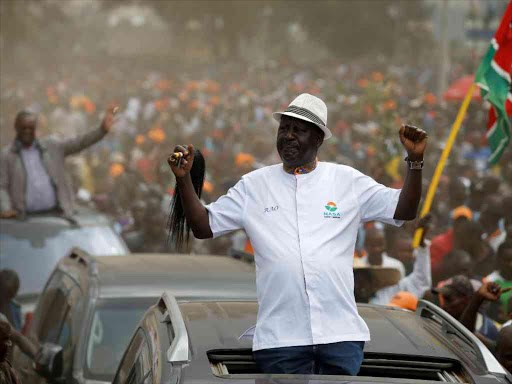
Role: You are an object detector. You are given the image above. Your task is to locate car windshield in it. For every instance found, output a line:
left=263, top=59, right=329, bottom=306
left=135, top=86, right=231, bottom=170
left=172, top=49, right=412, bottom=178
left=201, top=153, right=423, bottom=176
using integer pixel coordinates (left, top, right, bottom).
left=0, top=223, right=128, bottom=296
left=85, top=298, right=156, bottom=382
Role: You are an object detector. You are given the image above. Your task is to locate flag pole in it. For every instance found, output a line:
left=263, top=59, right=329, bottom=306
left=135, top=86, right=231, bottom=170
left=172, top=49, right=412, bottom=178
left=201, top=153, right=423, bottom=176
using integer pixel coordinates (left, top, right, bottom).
left=412, top=83, right=476, bottom=248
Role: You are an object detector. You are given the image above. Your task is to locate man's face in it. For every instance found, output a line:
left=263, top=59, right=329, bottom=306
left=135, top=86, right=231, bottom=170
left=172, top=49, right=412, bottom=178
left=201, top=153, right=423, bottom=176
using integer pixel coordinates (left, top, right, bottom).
left=366, top=231, right=385, bottom=260
left=393, top=238, right=414, bottom=266
left=440, top=291, right=469, bottom=319
left=16, top=116, right=37, bottom=147
left=0, top=322, right=12, bottom=363
left=276, top=115, right=322, bottom=168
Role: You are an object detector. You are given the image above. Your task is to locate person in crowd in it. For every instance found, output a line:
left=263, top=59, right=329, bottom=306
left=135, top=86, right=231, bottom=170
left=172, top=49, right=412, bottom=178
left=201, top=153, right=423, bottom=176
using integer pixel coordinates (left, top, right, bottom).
left=503, top=296, right=512, bottom=327
left=388, top=232, right=416, bottom=275
left=168, top=93, right=428, bottom=375
left=0, top=107, right=117, bottom=218
left=0, top=314, right=38, bottom=365
left=485, top=241, right=512, bottom=319
left=496, top=326, right=512, bottom=374
left=433, top=275, right=500, bottom=342
left=433, top=249, right=473, bottom=286
left=482, top=175, right=501, bottom=196
left=0, top=316, right=21, bottom=384
left=430, top=207, right=472, bottom=273
left=447, top=178, right=469, bottom=224
left=0, top=271, right=21, bottom=332
left=353, top=261, right=401, bottom=303
left=432, top=217, right=491, bottom=279
left=469, top=179, right=486, bottom=220
left=458, top=281, right=512, bottom=372
left=486, top=241, right=512, bottom=284
left=368, top=215, right=431, bottom=305
left=357, top=226, right=406, bottom=278
left=503, top=195, right=512, bottom=240
left=479, top=195, right=507, bottom=252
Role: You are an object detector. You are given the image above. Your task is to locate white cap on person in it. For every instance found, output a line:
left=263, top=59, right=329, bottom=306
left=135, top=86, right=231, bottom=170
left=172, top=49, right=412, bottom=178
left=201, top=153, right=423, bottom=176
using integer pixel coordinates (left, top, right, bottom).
left=272, top=93, right=332, bottom=140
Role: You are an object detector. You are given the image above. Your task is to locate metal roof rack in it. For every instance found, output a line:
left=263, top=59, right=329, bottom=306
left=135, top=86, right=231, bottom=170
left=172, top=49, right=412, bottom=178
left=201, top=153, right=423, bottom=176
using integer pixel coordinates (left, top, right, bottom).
left=416, top=300, right=506, bottom=375
left=64, top=247, right=98, bottom=276
left=161, top=292, right=190, bottom=365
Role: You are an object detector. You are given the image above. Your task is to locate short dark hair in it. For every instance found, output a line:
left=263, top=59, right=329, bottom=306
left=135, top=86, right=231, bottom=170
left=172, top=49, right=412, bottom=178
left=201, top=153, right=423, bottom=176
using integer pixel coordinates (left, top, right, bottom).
left=14, top=110, right=36, bottom=128
left=0, top=269, right=19, bottom=291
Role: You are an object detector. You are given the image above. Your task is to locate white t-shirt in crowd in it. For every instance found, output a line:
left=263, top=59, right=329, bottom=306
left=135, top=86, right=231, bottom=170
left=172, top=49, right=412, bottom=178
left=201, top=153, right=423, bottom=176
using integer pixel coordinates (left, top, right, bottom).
left=205, top=162, right=403, bottom=351
left=358, top=252, right=406, bottom=278
left=370, top=242, right=431, bottom=305
left=485, top=270, right=506, bottom=282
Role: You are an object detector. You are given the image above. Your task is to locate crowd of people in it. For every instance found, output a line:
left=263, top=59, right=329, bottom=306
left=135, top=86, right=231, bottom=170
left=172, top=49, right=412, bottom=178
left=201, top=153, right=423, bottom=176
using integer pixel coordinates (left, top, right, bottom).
left=3, top=56, right=511, bottom=248
left=1, top=53, right=512, bottom=374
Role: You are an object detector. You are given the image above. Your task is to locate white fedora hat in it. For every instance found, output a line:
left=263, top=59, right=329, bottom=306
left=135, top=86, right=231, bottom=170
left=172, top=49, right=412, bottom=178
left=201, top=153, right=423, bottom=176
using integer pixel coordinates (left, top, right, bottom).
left=273, top=93, right=332, bottom=140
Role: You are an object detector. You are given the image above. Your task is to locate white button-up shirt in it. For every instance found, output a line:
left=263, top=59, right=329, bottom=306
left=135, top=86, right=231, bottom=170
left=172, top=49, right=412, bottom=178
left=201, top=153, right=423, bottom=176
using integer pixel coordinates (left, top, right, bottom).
left=205, top=162, right=403, bottom=351
left=20, top=144, right=57, bottom=212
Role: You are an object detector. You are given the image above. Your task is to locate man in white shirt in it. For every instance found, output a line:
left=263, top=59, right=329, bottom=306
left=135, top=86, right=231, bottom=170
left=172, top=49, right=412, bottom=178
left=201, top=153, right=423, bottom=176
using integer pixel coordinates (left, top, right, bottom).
left=358, top=226, right=406, bottom=278
left=168, top=93, right=427, bottom=375
left=355, top=215, right=432, bottom=305
left=370, top=241, right=431, bottom=305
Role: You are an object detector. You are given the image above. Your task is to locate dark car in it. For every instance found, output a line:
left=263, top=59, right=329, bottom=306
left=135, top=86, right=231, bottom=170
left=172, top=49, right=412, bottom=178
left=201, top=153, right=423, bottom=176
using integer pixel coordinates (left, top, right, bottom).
left=12, top=249, right=256, bottom=384
left=112, top=293, right=511, bottom=384
left=0, top=207, right=128, bottom=315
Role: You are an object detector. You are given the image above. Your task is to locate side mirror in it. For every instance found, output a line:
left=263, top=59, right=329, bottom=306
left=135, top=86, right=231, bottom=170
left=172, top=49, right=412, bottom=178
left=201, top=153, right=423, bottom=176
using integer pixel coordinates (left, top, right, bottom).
left=33, top=343, right=63, bottom=380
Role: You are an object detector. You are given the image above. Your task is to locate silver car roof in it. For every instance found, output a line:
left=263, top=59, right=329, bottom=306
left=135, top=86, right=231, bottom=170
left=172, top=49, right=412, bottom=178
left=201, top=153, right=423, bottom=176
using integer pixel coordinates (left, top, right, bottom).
left=94, top=254, right=257, bottom=300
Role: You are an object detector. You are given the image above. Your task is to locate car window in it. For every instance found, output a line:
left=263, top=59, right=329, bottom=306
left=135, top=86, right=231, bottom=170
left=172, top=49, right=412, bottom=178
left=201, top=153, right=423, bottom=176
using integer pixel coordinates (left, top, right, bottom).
left=59, top=283, right=83, bottom=376
left=140, top=341, right=151, bottom=380
left=113, top=328, right=152, bottom=384
left=38, top=274, right=80, bottom=344
left=85, top=298, right=155, bottom=382
left=0, top=224, right=128, bottom=297
left=133, top=342, right=151, bottom=384
left=34, top=271, right=66, bottom=341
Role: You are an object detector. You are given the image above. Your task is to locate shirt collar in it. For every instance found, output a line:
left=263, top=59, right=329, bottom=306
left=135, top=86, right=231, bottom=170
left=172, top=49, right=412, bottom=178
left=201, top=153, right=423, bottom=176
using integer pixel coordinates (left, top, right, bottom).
left=283, top=157, right=318, bottom=175
left=14, top=139, right=43, bottom=153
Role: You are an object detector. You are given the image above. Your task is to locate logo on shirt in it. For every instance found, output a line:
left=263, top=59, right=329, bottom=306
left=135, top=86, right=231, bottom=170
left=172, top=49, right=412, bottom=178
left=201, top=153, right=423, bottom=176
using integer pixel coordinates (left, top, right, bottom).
left=324, top=201, right=341, bottom=218
left=325, top=202, right=337, bottom=212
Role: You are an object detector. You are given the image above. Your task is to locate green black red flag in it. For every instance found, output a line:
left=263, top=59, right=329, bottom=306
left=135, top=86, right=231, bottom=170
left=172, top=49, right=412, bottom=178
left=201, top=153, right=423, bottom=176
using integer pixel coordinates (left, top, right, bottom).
left=475, top=0, right=512, bottom=164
